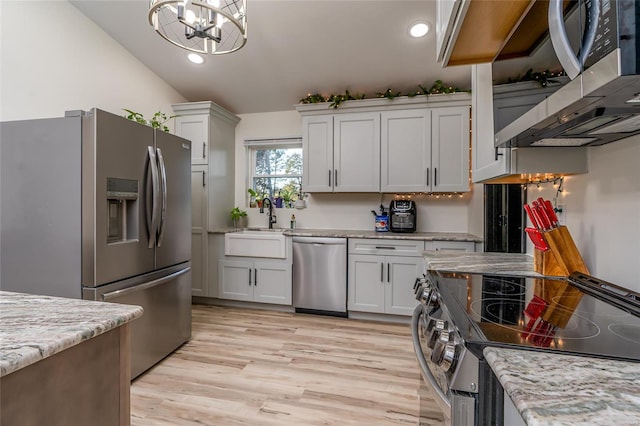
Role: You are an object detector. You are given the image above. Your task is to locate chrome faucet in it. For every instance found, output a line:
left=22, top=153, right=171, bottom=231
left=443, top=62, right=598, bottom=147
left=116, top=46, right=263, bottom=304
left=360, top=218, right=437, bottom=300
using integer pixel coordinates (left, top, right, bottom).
left=259, top=197, right=277, bottom=229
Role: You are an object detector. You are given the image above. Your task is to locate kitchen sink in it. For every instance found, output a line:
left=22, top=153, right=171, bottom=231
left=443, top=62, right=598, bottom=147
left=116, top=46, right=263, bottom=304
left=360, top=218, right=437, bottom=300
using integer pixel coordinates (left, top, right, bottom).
left=239, top=228, right=285, bottom=233
left=225, top=229, right=286, bottom=258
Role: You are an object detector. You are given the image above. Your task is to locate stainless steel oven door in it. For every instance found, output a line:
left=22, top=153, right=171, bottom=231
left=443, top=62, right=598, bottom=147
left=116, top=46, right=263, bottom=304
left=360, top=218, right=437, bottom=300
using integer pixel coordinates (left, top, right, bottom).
left=412, top=304, right=451, bottom=423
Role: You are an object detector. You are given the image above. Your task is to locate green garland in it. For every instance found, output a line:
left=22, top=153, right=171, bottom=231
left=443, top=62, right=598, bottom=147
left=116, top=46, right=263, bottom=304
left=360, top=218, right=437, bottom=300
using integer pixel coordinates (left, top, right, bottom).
left=300, top=80, right=467, bottom=109
left=123, top=109, right=176, bottom=133
left=502, top=69, right=566, bottom=87
left=299, top=70, right=564, bottom=109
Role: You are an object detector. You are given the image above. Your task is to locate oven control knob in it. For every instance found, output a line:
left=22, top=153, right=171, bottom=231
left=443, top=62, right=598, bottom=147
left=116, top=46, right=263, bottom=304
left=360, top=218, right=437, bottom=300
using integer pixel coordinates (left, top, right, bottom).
left=416, top=286, right=432, bottom=303
left=430, top=330, right=451, bottom=364
left=413, top=277, right=427, bottom=294
left=440, top=343, right=459, bottom=372
left=426, top=319, right=447, bottom=349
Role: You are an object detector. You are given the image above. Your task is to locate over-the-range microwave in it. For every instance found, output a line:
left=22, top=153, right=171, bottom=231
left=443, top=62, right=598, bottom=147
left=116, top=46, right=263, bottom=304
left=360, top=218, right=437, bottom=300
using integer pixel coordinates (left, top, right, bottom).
left=494, top=0, right=640, bottom=148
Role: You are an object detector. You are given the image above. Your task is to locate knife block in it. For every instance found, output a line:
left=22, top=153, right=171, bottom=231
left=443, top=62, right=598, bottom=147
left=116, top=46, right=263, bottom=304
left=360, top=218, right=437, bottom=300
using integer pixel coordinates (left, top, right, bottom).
left=533, top=226, right=589, bottom=276
left=534, top=248, right=567, bottom=276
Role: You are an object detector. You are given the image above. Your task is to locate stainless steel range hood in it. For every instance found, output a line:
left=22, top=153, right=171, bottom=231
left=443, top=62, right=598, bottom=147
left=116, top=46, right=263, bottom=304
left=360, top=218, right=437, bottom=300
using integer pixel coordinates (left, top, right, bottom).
left=495, top=49, right=640, bottom=148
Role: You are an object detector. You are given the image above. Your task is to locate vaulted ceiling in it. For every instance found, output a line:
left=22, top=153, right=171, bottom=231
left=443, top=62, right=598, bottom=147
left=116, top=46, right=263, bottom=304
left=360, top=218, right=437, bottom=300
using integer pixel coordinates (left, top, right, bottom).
left=72, top=1, right=555, bottom=115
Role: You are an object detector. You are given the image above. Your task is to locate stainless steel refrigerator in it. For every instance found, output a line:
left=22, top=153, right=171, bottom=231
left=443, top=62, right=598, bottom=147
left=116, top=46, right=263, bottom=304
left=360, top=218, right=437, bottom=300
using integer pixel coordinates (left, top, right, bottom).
left=0, top=108, right=192, bottom=378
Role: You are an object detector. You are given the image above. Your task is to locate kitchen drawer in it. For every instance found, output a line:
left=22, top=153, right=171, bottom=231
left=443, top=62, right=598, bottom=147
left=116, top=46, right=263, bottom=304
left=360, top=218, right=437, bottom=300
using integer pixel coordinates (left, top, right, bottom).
left=426, top=240, right=475, bottom=252
left=348, top=238, right=425, bottom=257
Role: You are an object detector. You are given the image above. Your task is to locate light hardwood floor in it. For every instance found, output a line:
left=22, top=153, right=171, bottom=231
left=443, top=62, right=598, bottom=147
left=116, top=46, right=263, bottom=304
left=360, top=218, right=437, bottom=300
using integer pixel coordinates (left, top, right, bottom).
left=131, top=305, right=445, bottom=425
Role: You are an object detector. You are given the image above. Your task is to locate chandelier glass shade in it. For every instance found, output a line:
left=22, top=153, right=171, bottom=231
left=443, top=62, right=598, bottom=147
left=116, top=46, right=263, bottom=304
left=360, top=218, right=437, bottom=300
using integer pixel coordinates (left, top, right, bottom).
left=148, top=0, right=247, bottom=55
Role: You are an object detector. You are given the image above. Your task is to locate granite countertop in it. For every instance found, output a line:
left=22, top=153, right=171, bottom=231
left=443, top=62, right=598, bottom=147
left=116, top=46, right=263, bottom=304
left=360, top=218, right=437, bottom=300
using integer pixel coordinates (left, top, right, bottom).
left=484, top=347, right=640, bottom=425
left=209, top=227, right=483, bottom=242
left=0, top=291, right=143, bottom=377
left=424, top=251, right=550, bottom=277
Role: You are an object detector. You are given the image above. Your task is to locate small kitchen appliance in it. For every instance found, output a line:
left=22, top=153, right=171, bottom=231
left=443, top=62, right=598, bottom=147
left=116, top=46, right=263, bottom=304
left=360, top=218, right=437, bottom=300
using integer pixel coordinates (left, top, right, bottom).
left=412, top=271, right=640, bottom=425
left=389, top=200, right=416, bottom=233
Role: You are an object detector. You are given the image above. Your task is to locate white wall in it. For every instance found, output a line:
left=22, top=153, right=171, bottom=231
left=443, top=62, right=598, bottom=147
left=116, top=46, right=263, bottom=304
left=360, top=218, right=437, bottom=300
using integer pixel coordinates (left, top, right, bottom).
left=526, top=136, right=640, bottom=291
left=0, top=1, right=187, bottom=122
left=567, top=137, right=640, bottom=290
left=234, top=110, right=483, bottom=233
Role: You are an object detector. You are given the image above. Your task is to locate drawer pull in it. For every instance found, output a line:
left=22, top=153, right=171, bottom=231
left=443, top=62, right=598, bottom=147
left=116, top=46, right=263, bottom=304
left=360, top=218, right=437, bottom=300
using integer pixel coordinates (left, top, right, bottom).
left=375, top=246, right=396, bottom=250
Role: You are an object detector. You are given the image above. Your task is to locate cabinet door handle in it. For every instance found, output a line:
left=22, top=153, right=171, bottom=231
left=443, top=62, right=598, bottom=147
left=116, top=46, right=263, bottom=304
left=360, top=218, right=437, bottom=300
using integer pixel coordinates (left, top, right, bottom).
left=334, top=169, right=338, bottom=187
left=494, top=147, right=504, bottom=161
left=249, top=268, right=252, bottom=286
left=201, top=170, right=206, bottom=187
left=328, top=169, right=332, bottom=187
left=202, top=142, right=206, bottom=159
left=254, top=268, right=257, bottom=286
left=426, top=168, right=430, bottom=186
left=380, top=262, right=384, bottom=282
left=434, top=168, right=438, bottom=187
left=387, top=263, right=390, bottom=283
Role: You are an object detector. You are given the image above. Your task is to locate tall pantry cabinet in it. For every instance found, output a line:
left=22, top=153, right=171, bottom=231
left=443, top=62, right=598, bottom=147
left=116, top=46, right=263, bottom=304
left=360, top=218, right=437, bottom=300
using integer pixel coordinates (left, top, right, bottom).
left=172, top=101, right=240, bottom=297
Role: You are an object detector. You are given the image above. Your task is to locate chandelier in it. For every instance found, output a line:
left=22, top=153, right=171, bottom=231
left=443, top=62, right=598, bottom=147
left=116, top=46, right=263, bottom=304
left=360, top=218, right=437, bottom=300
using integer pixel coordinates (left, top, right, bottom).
left=148, top=0, right=247, bottom=55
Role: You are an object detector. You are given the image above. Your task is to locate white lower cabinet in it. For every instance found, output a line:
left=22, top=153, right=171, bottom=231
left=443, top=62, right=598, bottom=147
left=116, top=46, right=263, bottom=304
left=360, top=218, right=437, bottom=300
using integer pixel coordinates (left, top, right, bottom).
left=349, top=255, right=424, bottom=316
left=218, top=259, right=292, bottom=305
left=428, top=240, right=476, bottom=252
left=348, top=239, right=425, bottom=316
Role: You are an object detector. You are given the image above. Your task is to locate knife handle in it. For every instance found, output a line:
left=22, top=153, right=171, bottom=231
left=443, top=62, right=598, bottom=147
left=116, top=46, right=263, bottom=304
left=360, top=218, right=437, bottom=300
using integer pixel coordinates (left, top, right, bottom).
left=532, top=201, right=552, bottom=230
left=544, top=199, right=560, bottom=227
left=531, top=203, right=549, bottom=230
left=524, top=204, right=539, bottom=229
left=538, top=197, right=557, bottom=227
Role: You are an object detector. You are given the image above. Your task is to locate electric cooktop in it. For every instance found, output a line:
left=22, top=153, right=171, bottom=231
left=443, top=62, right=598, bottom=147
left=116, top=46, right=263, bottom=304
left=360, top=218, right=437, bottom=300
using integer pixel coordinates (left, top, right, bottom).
left=431, top=271, right=640, bottom=363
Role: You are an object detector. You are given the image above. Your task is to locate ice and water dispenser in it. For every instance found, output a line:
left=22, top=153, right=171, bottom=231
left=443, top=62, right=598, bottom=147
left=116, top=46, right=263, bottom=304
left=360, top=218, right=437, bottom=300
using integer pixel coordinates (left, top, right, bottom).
left=106, top=177, right=139, bottom=243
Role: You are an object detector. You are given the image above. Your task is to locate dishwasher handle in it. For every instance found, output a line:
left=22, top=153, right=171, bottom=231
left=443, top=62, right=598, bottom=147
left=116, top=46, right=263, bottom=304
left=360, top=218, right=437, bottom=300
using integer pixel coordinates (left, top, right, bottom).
left=293, top=237, right=347, bottom=245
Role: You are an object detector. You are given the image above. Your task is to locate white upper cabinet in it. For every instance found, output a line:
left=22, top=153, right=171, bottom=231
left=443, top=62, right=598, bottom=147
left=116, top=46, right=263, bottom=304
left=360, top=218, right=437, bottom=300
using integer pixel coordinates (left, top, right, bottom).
left=381, top=109, right=431, bottom=193
left=298, top=95, right=471, bottom=194
left=302, top=112, right=380, bottom=192
left=174, top=114, right=209, bottom=165
left=333, top=112, right=380, bottom=192
left=471, top=64, right=588, bottom=183
left=431, top=106, right=470, bottom=192
left=302, top=115, right=334, bottom=192
left=381, top=106, right=470, bottom=193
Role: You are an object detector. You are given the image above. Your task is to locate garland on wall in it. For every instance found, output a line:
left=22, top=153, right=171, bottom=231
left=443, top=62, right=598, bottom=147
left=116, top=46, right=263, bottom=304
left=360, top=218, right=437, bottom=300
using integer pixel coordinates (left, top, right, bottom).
left=299, top=80, right=468, bottom=109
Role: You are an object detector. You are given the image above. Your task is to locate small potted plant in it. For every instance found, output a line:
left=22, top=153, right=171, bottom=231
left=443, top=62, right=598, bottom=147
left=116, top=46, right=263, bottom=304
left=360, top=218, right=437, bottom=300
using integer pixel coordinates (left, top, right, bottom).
left=281, top=187, right=295, bottom=208
left=230, top=207, right=248, bottom=228
left=247, top=188, right=258, bottom=208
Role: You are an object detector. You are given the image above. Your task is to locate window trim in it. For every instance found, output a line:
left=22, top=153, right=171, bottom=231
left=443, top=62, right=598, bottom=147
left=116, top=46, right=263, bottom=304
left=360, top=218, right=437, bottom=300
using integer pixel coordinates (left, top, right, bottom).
left=245, top=137, right=302, bottom=206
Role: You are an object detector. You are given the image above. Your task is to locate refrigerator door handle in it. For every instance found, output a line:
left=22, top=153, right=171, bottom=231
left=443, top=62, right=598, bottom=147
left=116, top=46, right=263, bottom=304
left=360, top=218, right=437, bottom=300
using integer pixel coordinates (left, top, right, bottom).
left=146, top=146, right=161, bottom=248
left=156, top=147, right=168, bottom=247
left=101, top=267, right=191, bottom=301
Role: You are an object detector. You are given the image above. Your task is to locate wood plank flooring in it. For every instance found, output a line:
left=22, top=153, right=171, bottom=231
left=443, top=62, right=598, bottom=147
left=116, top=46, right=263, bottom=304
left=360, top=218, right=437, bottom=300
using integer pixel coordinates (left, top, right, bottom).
left=130, top=305, right=445, bottom=425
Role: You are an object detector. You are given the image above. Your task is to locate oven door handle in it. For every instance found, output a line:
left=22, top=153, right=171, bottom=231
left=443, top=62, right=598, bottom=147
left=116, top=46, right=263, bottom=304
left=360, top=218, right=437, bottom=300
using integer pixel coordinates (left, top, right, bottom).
left=411, top=305, right=451, bottom=409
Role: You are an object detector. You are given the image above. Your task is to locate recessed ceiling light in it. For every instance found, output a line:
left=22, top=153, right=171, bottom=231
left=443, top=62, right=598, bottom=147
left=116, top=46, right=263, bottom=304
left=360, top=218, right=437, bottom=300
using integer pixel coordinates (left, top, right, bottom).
left=188, top=53, right=204, bottom=64
left=409, top=22, right=429, bottom=38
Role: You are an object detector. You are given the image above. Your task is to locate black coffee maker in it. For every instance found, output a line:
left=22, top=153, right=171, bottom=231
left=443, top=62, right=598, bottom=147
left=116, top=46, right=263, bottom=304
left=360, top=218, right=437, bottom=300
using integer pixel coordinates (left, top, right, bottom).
left=389, top=200, right=416, bottom=233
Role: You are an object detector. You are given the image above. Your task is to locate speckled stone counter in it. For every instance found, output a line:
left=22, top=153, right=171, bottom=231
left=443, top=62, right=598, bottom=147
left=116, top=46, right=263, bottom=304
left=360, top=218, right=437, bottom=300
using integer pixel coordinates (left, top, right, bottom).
left=484, top=347, right=640, bottom=425
left=210, top=227, right=483, bottom=242
left=424, top=251, right=550, bottom=277
left=0, top=291, right=143, bottom=377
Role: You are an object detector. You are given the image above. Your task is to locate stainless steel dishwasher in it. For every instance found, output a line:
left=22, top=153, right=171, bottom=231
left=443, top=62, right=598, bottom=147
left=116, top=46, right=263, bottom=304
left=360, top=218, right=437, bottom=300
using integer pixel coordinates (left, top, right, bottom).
left=292, top=236, right=347, bottom=317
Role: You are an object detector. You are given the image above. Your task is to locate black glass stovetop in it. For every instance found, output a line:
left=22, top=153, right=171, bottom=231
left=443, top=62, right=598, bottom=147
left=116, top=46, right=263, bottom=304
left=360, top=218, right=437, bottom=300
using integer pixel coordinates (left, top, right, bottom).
left=432, top=271, right=640, bottom=362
